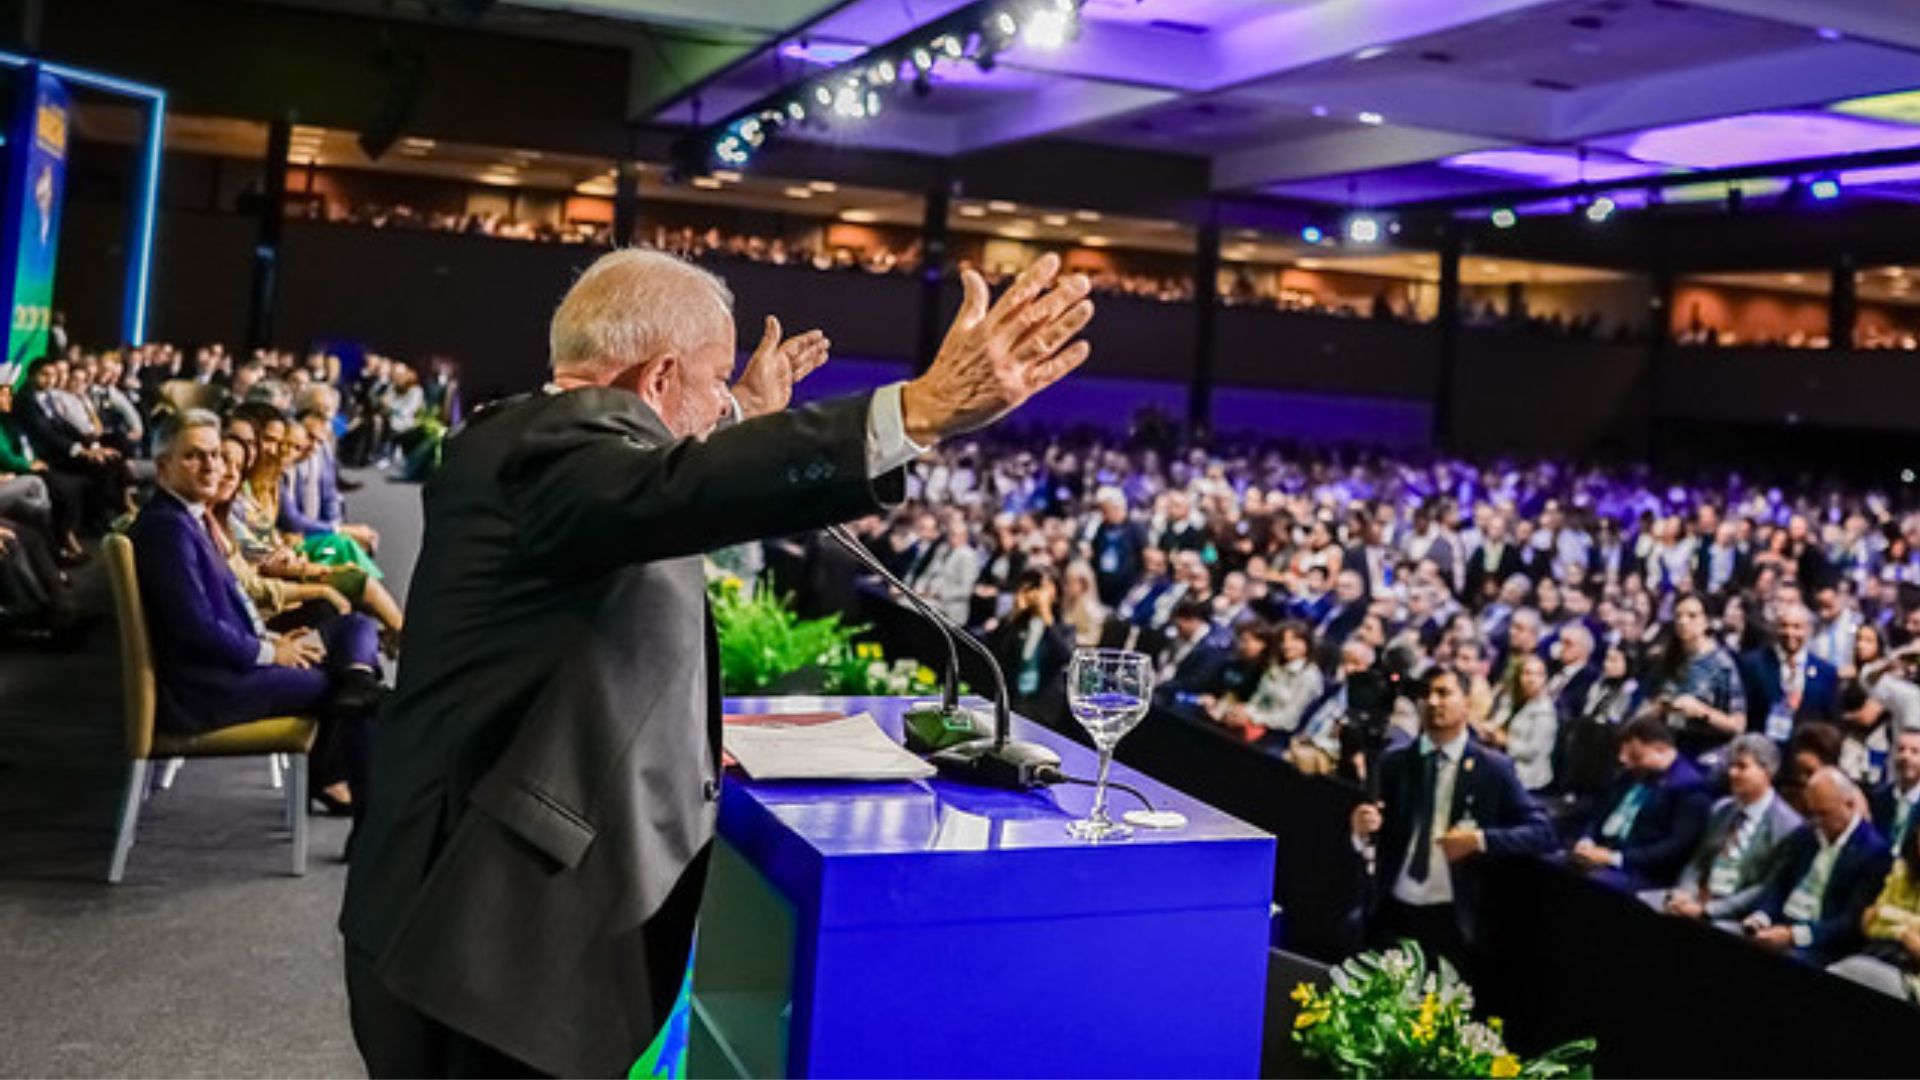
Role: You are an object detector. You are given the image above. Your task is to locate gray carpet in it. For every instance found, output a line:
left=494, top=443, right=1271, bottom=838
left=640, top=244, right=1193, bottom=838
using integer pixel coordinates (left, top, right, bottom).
left=0, top=469, right=423, bottom=1078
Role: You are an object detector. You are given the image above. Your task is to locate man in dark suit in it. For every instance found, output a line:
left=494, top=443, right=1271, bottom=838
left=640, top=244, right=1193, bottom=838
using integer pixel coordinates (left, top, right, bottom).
left=1344, top=509, right=1394, bottom=597
left=1695, top=520, right=1750, bottom=597
left=129, top=411, right=383, bottom=799
left=1314, top=568, right=1368, bottom=648
left=1152, top=598, right=1230, bottom=713
left=1568, top=716, right=1712, bottom=892
left=986, top=567, right=1075, bottom=731
left=1868, top=727, right=1920, bottom=854
left=1742, top=768, right=1892, bottom=965
left=340, top=249, right=1095, bottom=1077
left=1350, top=664, right=1556, bottom=967
left=1738, top=602, right=1839, bottom=745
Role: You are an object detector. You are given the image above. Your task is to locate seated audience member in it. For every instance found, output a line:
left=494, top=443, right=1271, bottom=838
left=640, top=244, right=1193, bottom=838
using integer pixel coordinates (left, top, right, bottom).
left=1545, top=622, right=1598, bottom=719
left=15, top=358, right=129, bottom=526
left=1313, top=568, right=1369, bottom=648
left=1056, top=560, right=1108, bottom=648
left=1199, top=619, right=1272, bottom=712
left=1653, top=735, right=1803, bottom=920
left=1781, top=721, right=1846, bottom=816
left=1287, top=640, right=1375, bottom=775
left=128, top=411, right=385, bottom=813
left=233, top=405, right=380, bottom=580
left=1637, top=594, right=1747, bottom=765
left=907, top=511, right=982, bottom=627
left=1154, top=598, right=1228, bottom=701
left=1741, top=769, right=1891, bottom=965
left=1739, top=603, right=1839, bottom=745
left=1476, top=653, right=1558, bottom=792
left=1219, top=619, right=1323, bottom=742
left=1115, top=546, right=1172, bottom=630
left=1559, top=643, right=1639, bottom=794
left=1569, top=716, right=1712, bottom=892
left=1349, top=665, right=1557, bottom=967
left=283, top=410, right=378, bottom=554
left=0, top=385, right=83, bottom=562
left=1842, top=626, right=1920, bottom=781
left=1870, top=728, right=1920, bottom=853
left=986, top=567, right=1074, bottom=730
left=1827, top=823, right=1920, bottom=1003
left=1452, top=637, right=1497, bottom=727
left=211, top=434, right=361, bottom=633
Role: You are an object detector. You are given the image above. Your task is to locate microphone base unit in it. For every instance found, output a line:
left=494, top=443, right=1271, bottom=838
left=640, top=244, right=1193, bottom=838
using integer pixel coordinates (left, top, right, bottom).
left=902, top=702, right=993, bottom=755
left=928, top=737, right=1063, bottom=790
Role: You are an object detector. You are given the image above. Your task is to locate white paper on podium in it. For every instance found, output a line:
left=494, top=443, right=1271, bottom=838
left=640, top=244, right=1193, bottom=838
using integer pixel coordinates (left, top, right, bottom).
left=722, top=712, right=937, bottom=782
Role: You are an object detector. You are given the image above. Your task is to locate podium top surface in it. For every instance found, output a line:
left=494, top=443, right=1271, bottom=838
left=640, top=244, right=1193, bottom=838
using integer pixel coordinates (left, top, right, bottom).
left=717, top=696, right=1276, bottom=925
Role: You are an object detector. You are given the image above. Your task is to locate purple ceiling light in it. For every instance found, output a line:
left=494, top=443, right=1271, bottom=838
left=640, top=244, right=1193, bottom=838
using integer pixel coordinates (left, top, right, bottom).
left=1615, top=111, right=1920, bottom=169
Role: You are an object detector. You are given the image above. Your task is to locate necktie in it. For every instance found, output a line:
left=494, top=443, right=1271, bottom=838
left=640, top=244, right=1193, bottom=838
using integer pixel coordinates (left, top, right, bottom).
left=1409, top=751, right=1441, bottom=883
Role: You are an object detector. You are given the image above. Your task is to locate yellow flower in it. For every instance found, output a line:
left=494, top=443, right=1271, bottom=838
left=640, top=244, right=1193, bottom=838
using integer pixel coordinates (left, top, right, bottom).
left=1489, top=1016, right=1504, bottom=1033
left=1490, top=1054, right=1521, bottom=1078
left=722, top=575, right=743, bottom=591
left=1411, top=1022, right=1434, bottom=1044
left=1293, top=1009, right=1324, bottom=1030
left=1290, top=983, right=1315, bottom=1005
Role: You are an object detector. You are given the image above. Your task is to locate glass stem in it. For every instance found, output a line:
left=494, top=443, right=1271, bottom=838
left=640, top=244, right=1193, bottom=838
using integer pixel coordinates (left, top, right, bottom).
left=1091, top=746, right=1114, bottom=824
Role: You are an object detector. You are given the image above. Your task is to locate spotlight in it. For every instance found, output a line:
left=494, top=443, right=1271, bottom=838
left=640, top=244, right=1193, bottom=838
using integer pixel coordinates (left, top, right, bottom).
left=787, top=100, right=806, bottom=122
left=1301, top=225, right=1325, bottom=244
left=1490, top=208, right=1517, bottom=229
left=992, top=11, right=1018, bottom=38
left=937, top=34, right=964, bottom=59
left=865, top=90, right=883, bottom=117
left=1810, top=176, right=1842, bottom=201
left=1347, top=215, right=1381, bottom=244
left=1023, top=6, right=1076, bottom=50
left=814, top=85, right=833, bottom=107
left=911, top=47, right=934, bottom=73
left=1584, top=196, right=1616, bottom=223
left=868, top=60, right=897, bottom=86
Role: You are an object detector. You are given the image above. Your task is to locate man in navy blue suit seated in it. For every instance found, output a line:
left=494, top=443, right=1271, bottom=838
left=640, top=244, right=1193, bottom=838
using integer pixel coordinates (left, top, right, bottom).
left=1350, top=664, right=1556, bottom=968
left=1738, top=602, right=1839, bottom=745
left=1567, top=715, right=1712, bottom=893
left=1740, top=768, right=1892, bottom=965
left=128, top=409, right=384, bottom=812
left=1867, top=727, right=1920, bottom=854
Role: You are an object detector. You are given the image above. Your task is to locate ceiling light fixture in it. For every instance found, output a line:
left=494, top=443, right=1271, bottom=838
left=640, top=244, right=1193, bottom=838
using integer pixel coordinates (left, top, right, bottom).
left=1081, top=235, right=1109, bottom=247
left=1357, top=111, right=1385, bottom=126
left=1300, top=225, right=1325, bottom=244
left=1490, top=208, right=1517, bottom=229
left=1073, top=209, right=1101, bottom=221
left=1346, top=215, right=1382, bottom=244
left=690, top=1, right=1088, bottom=174
left=840, top=209, right=879, bottom=223
left=988, top=199, right=1017, bottom=213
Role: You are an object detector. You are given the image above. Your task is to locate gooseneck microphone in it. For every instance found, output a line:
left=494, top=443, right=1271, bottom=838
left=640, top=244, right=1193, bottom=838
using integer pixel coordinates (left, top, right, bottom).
left=825, top=525, right=1060, bottom=789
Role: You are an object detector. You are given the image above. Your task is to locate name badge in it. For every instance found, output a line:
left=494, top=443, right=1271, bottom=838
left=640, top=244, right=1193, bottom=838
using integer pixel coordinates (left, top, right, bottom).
left=1098, top=548, right=1120, bottom=573
left=1782, top=884, right=1820, bottom=923
left=1765, top=705, right=1793, bottom=743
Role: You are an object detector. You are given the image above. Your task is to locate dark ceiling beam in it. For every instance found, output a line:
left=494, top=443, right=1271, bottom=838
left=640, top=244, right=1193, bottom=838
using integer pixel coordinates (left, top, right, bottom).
left=635, top=0, right=864, bottom=121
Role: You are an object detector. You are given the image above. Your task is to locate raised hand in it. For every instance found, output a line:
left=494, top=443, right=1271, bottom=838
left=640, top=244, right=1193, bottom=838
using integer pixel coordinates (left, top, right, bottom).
left=901, top=253, right=1094, bottom=444
left=733, top=315, right=831, bottom=420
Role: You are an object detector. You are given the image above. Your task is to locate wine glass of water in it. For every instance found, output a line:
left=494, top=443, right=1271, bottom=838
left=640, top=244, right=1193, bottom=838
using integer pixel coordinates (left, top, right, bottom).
left=1066, top=648, right=1154, bottom=842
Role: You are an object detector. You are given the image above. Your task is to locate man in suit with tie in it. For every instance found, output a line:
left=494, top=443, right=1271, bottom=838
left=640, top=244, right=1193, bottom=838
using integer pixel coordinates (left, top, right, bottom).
left=1652, top=735, right=1803, bottom=920
left=1742, top=768, right=1892, bottom=965
left=1568, top=716, right=1712, bottom=893
left=128, top=410, right=383, bottom=800
left=1738, top=603, right=1839, bottom=745
left=1349, top=664, right=1556, bottom=968
left=1464, top=511, right=1524, bottom=604
left=341, top=249, right=1095, bottom=1077
left=1869, top=728, right=1920, bottom=854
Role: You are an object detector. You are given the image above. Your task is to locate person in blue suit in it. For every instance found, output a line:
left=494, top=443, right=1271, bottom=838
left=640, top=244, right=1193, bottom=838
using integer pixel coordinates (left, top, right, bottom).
left=1350, top=663, right=1557, bottom=968
left=1742, top=768, right=1892, bottom=966
left=128, top=410, right=383, bottom=811
left=1568, top=715, right=1713, bottom=893
left=1738, top=602, right=1839, bottom=745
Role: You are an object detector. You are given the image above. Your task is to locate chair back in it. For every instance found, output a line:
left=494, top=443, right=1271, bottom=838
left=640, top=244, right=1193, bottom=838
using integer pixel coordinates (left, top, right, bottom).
left=101, top=534, right=158, bottom=761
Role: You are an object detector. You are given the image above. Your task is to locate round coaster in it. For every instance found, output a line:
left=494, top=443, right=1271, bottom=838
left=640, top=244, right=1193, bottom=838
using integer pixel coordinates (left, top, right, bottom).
left=1122, top=809, right=1189, bottom=830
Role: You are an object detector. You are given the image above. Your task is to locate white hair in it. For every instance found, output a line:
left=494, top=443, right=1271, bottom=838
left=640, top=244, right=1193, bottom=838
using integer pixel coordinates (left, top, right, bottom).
left=155, top=408, right=221, bottom=459
left=549, top=248, right=734, bottom=381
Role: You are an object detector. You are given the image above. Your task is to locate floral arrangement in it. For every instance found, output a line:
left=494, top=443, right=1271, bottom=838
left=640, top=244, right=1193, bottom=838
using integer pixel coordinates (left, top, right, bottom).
left=708, top=574, right=941, bottom=698
left=1291, top=941, right=1593, bottom=1079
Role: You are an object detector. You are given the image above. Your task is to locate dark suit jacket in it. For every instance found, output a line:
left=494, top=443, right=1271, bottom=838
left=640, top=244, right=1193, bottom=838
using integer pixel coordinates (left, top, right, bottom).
left=16, top=388, right=91, bottom=462
left=1757, top=820, right=1893, bottom=961
left=125, top=492, right=265, bottom=733
left=1694, top=543, right=1751, bottom=595
left=1364, top=736, right=1556, bottom=934
left=1868, top=783, right=1918, bottom=849
left=1464, top=543, right=1524, bottom=601
left=1673, top=795, right=1804, bottom=919
left=1737, top=648, right=1840, bottom=737
left=339, top=388, right=904, bottom=1076
left=1583, top=755, right=1713, bottom=887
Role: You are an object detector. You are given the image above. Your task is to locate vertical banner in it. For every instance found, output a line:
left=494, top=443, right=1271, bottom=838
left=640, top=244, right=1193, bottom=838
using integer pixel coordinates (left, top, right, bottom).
left=1, top=67, right=69, bottom=383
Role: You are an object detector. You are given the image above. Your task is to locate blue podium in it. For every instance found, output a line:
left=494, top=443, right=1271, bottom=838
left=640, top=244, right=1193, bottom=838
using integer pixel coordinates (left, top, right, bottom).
left=690, top=696, right=1275, bottom=1079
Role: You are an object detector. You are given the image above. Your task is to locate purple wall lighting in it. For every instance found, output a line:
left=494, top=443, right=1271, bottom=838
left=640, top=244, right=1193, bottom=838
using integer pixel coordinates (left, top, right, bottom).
left=1442, top=148, right=1659, bottom=185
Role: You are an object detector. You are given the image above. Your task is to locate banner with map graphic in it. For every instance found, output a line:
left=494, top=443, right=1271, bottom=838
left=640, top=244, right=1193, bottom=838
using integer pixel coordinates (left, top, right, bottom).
left=1, top=67, right=69, bottom=383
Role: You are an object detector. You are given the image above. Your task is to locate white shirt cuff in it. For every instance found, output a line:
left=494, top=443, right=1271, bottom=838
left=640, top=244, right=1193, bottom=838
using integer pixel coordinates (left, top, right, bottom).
left=865, top=382, right=930, bottom=477
left=257, top=638, right=275, bottom=666
left=1790, top=923, right=1812, bottom=949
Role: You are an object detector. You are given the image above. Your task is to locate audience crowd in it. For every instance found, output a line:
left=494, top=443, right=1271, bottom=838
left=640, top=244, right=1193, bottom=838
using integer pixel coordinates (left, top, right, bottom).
left=812, top=423, right=1920, bottom=1003
left=1, top=330, right=462, bottom=818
